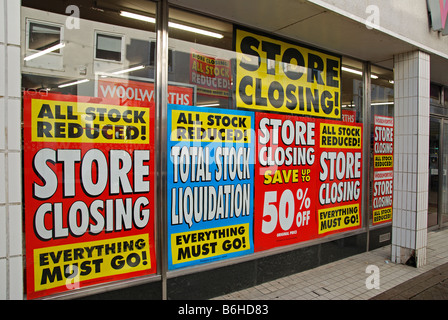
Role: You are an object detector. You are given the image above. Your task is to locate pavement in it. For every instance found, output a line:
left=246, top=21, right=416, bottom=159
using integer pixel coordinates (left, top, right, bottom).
left=212, top=227, right=448, bottom=300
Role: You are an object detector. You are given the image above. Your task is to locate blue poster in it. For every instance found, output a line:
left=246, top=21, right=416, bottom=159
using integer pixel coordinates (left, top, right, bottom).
left=167, top=104, right=254, bottom=270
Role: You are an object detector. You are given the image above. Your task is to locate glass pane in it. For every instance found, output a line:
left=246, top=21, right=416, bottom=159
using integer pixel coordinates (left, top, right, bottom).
left=441, top=120, right=448, bottom=225
left=370, top=65, right=394, bottom=226
left=167, top=7, right=364, bottom=271
left=429, top=119, right=440, bottom=227
left=431, top=83, right=441, bottom=104
left=96, top=33, right=122, bottom=61
left=29, top=22, right=61, bottom=51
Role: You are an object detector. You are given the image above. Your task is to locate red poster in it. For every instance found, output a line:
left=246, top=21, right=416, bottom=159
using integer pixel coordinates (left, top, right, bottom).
left=372, top=115, right=394, bottom=225
left=23, top=91, right=156, bottom=299
left=254, top=113, right=363, bottom=252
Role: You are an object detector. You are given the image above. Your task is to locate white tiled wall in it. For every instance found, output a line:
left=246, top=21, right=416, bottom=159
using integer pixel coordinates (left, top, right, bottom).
left=392, top=51, right=430, bottom=268
left=0, top=0, right=23, bottom=300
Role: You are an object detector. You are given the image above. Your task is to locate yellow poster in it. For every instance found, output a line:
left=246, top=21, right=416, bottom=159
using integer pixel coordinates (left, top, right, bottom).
left=31, top=99, right=149, bottom=144
left=170, top=224, right=250, bottom=265
left=33, top=234, right=151, bottom=292
left=170, top=109, right=252, bottom=143
left=235, top=28, right=341, bottom=119
left=318, top=204, right=360, bottom=234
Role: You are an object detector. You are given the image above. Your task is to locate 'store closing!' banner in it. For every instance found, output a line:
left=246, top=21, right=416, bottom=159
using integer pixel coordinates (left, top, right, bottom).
left=23, top=92, right=156, bottom=299
left=167, top=104, right=254, bottom=270
left=235, top=28, right=341, bottom=119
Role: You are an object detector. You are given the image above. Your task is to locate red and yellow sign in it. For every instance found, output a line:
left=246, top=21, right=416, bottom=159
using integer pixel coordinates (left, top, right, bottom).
left=24, top=92, right=156, bottom=299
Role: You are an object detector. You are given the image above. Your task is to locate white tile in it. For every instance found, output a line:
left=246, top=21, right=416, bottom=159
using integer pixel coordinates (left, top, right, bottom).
left=410, top=231, right=416, bottom=250
left=422, top=212, right=428, bottom=229
left=6, top=46, right=20, bottom=98
left=0, top=259, right=6, bottom=300
left=419, top=172, right=429, bottom=193
left=0, top=206, right=5, bottom=258
left=401, top=227, right=407, bottom=246
left=402, top=154, right=408, bottom=173
left=392, top=226, right=397, bottom=243
left=7, top=152, right=21, bottom=203
left=396, top=173, right=402, bottom=192
left=392, top=228, right=401, bottom=246
left=420, top=192, right=428, bottom=211
left=6, top=0, right=20, bottom=46
left=405, top=229, right=411, bottom=248
left=396, top=210, right=402, bottom=230
left=411, top=173, right=417, bottom=193
left=416, top=248, right=426, bottom=267
left=403, top=210, right=410, bottom=229
left=416, top=228, right=422, bottom=249
left=397, top=228, right=404, bottom=247
left=0, top=0, right=4, bottom=44
left=8, top=204, right=22, bottom=256
left=397, top=191, right=403, bottom=210
left=402, top=173, right=408, bottom=191
left=0, top=45, right=5, bottom=97
left=410, top=208, right=416, bottom=230
left=0, top=153, right=4, bottom=204
left=0, top=99, right=4, bottom=149
left=9, top=256, right=23, bottom=300
left=7, top=98, right=20, bottom=151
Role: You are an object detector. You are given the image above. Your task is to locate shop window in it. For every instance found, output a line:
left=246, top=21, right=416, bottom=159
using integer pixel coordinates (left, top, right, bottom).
left=95, top=32, right=123, bottom=62
left=28, top=21, right=62, bottom=52
left=431, top=83, right=441, bottom=104
left=21, top=2, right=159, bottom=300
left=166, top=7, right=365, bottom=271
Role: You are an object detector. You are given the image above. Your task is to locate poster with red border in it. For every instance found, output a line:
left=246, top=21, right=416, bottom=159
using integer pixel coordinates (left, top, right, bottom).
left=372, top=115, right=394, bottom=225
left=23, top=91, right=156, bottom=299
left=254, top=112, right=363, bottom=252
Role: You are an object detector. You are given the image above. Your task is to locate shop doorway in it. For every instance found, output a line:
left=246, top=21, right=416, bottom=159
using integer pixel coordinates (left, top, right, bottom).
left=428, top=117, right=448, bottom=228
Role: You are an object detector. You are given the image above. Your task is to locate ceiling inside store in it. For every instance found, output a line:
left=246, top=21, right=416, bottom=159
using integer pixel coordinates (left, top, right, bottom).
left=22, top=0, right=448, bottom=84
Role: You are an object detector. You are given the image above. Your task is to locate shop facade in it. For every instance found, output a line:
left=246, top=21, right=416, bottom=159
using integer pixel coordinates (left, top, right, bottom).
left=0, top=0, right=448, bottom=299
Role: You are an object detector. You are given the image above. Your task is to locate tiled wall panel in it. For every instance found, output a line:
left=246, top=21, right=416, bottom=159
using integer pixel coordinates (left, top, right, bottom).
left=392, top=51, right=430, bottom=267
left=0, top=0, right=23, bottom=300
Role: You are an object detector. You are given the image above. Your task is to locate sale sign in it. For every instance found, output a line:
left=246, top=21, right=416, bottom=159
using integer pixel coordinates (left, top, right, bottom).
left=372, top=115, right=394, bottom=225
left=167, top=104, right=254, bottom=270
left=23, top=92, right=156, bottom=299
left=190, top=50, right=232, bottom=97
left=254, top=112, right=363, bottom=251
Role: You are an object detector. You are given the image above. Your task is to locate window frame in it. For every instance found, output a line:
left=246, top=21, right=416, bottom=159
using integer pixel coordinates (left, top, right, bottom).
left=25, top=19, right=64, bottom=55
left=94, top=30, right=125, bottom=63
